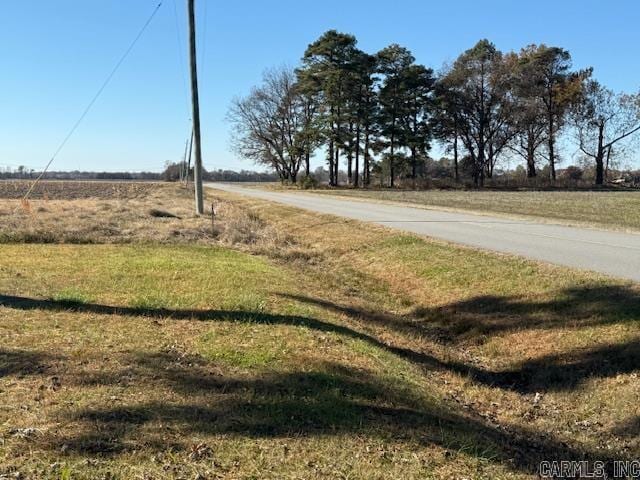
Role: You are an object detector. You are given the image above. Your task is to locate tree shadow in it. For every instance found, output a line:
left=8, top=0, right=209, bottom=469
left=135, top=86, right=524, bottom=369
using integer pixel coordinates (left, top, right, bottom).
left=281, top=283, right=640, bottom=343
left=3, top=291, right=640, bottom=395
left=55, top=353, right=620, bottom=477
left=1, top=292, right=630, bottom=476
left=0, top=348, right=57, bottom=378
left=0, top=292, right=451, bottom=370
left=280, top=289, right=640, bottom=394
left=455, top=337, right=640, bottom=393
left=430, top=284, right=640, bottom=339
left=0, top=293, right=391, bottom=347
left=611, top=416, right=640, bottom=438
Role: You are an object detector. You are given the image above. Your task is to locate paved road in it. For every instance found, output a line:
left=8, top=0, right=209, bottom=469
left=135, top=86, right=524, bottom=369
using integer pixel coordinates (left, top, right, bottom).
left=207, top=183, right=640, bottom=282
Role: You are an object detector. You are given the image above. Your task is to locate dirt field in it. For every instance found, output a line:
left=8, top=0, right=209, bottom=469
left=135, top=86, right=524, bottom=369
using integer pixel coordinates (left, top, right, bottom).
left=0, top=180, right=158, bottom=200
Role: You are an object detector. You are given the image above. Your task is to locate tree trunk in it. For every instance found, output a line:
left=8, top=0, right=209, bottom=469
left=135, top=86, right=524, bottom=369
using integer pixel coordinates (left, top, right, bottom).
left=305, top=150, right=310, bottom=177
left=477, top=134, right=485, bottom=187
left=453, top=132, right=459, bottom=182
left=354, top=125, right=361, bottom=188
left=364, top=130, right=370, bottom=186
left=595, top=153, right=605, bottom=185
left=527, top=155, right=537, bottom=178
left=347, top=123, right=353, bottom=186
left=389, top=132, right=395, bottom=188
left=328, top=138, right=335, bottom=186
left=473, top=153, right=480, bottom=187
left=335, top=104, right=342, bottom=186
left=526, top=135, right=537, bottom=178
left=411, top=146, right=417, bottom=187
left=486, top=143, right=494, bottom=179
left=411, top=109, right=418, bottom=185
left=334, top=147, right=340, bottom=186
left=595, top=125, right=605, bottom=186
left=548, top=114, right=556, bottom=182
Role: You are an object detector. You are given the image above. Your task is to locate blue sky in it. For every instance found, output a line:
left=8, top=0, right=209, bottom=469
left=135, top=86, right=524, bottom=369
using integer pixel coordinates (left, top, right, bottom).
left=0, top=1, right=638, bottom=173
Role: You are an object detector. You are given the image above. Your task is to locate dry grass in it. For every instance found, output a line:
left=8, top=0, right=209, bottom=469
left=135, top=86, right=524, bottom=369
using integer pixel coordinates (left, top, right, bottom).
left=0, top=181, right=290, bottom=247
left=307, top=188, right=640, bottom=231
left=0, top=182, right=639, bottom=478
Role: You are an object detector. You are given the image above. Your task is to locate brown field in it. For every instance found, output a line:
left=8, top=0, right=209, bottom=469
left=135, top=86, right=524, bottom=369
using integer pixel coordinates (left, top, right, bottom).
left=1, top=181, right=639, bottom=479
left=0, top=180, right=158, bottom=200
left=0, top=182, right=284, bottom=248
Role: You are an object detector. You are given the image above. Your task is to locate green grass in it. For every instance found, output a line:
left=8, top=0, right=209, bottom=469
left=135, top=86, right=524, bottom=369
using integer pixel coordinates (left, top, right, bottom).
left=1, top=187, right=639, bottom=479
left=198, top=326, right=285, bottom=368
left=51, top=288, right=93, bottom=306
left=310, top=189, right=640, bottom=231
left=0, top=244, right=451, bottom=479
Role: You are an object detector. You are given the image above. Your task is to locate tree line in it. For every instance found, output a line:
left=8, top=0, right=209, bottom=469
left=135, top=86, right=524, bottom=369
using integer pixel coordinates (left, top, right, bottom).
left=161, top=163, right=280, bottom=182
left=0, top=166, right=279, bottom=183
left=228, top=32, right=640, bottom=187
left=0, top=168, right=163, bottom=181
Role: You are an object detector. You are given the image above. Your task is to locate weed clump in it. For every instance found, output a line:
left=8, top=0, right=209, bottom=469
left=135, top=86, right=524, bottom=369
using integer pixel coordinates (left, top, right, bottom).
left=149, top=208, right=181, bottom=219
left=218, top=205, right=292, bottom=251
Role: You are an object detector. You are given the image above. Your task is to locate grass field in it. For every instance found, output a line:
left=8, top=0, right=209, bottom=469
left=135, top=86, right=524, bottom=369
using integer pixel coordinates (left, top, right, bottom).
left=1, top=181, right=639, bottom=478
left=307, top=188, right=640, bottom=231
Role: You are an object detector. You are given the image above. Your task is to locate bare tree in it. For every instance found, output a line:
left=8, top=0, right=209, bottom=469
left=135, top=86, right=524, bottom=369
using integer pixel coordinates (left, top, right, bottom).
left=228, top=67, right=312, bottom=183
left=572, top=80, right=640, bottom=185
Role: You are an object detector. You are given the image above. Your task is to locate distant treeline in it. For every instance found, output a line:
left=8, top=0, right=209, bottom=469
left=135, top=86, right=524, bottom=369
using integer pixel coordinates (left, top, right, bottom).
left=0, top=167, right=279, bottom=183
left=161, top=164, right=279, bottom=182
left=0, top=169, right=162, bottom=180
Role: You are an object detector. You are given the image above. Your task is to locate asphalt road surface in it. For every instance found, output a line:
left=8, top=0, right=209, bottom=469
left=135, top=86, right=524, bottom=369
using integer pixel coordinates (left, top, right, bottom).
left=207, top=183, right=640, bottom=282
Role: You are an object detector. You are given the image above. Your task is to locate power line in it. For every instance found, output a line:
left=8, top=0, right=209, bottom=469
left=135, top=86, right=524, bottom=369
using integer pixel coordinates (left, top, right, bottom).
left=23, top=2, right=164, bottom=200
left=200, top=0, right=209, bottom=70
left=172, top=0, right=195, bottom=190
left=172, top=0, right=192, bottom=121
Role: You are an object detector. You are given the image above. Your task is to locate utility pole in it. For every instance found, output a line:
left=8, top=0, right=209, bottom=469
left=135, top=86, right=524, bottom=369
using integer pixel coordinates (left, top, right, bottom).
left=187, top=0, right=204, bottom=214
left=185, top=129, right=194, bottom=186
left=180, top=136, right=190, bottom=183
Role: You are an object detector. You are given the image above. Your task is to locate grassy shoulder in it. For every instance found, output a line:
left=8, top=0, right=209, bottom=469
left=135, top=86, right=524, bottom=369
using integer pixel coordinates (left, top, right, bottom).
left=1, top=183, right=639, bottom=479
left=303, top=188, right=640, bottom=231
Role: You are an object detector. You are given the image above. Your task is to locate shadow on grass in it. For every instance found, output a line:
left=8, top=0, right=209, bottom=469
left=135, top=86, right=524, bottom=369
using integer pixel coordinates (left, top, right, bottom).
left=474, top=338, right=640, bottom=393
left=0, top=293, right=419, bottom=356
left=282, top=284, right=640, bottom=343
left=612, top=416, right=640, bottom=439
left=2, top=289, right=639, bottom=395
left=0, top=348, right=56, bottom=378
left=430, top=284, right=640, bottom=339
left=280, top=289, right=640, bottom=394
left=0, top=293, right=631, bottom=475
left=56, top=354, right=621, bottom=476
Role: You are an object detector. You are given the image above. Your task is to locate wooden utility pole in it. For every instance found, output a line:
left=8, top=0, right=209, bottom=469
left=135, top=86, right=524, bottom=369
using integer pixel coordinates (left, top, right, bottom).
left=185, top=129, right=194, bottom=185
left=187, top=0, right=204, bottom=214
left=180, top=136, right=190, bottom=183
